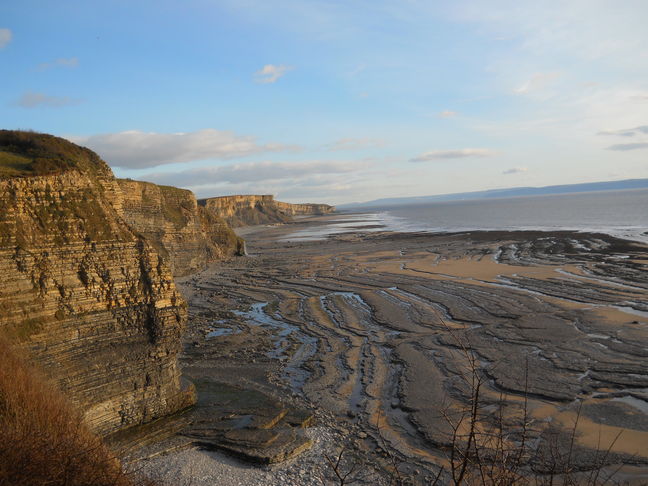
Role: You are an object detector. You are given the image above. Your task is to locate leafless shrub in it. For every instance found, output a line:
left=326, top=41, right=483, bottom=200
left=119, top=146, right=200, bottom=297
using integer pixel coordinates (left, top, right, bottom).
left=324, top=446, right=361, bottom=486
left=433, top=314, right=628, bottom=486
left=319, top=440, right=388, bottom=486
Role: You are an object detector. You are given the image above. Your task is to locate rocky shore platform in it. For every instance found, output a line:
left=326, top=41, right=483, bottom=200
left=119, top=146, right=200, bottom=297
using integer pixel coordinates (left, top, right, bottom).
left=126, top=214, right=648, bottom=485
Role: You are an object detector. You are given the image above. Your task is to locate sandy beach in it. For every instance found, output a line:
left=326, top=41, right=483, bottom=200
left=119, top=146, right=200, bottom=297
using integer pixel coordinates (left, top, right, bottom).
left=130, top=213, right=648, bottom=485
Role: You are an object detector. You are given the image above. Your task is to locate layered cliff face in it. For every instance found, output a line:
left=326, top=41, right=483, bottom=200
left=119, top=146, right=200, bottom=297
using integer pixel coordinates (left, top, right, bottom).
left=118, top=179, right=243, bottom=277
left=0, top=130, right=192, bottom=436
left=274, top=200, right=336, bottom=217
left=200, top=194, right=335, bottom=227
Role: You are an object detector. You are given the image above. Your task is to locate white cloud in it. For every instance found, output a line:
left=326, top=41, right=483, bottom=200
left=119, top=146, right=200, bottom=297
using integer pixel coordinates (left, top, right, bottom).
left=598, top=125, right=648, bottom=151
left=324, top=138, right=385, bottom=151
left=447, top=3, right=648, bottom=161
left=451, top=1, right=648, bottom=67
left=598, top=125, right=648, bottom=137
left=37, top=57, right=79, bottom=71
left=13, top=91, right=81, bottom=108
left=254, top=64, right=293, bottom=84
left=606, top=142, right=648, bottom=151
left=72, top=129, right=301, bottom=169
left=141, top=159, right=372, bottom=189
left=439, top=110, right=457, bottom=118
left=514, top=72, right=561, bottom=94
left=0, top=28, right=11, bottom=48
left=410, top=148, right=496, bottom=162
left=502, top=167, right=528, bottom=175
left=472, top=86, right=648, bottom=150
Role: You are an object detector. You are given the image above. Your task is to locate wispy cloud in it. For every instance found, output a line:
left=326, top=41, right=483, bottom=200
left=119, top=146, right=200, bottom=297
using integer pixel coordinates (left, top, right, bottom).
left=452, top=2, right=647, bottom=67
left=600, top=125, right=648, bottom=151
left=0, top=28, right=11, bottom=48
left=254, top=64, right=293, bottom=84
left=598, top=125, right=648, bottom=137
left=348, top=63, right=366, bottom=77
left=502, top=167, right=528, bottom=175
left=410, top=148, right=496, bottom=162
left=141, top=159, right=371, bottom=188
left=606, top=142, right=648, bottom=151
left=13, top=91, right=82, bottom=108
left=514, top=72, right=561, bottom=94
left=37, top=57, right=79, bottom=71
left=72, top=129, right=301, bottom=169
left=439, top=110, right=457, bottom=118
left=323, top=137, right=385, bottom=151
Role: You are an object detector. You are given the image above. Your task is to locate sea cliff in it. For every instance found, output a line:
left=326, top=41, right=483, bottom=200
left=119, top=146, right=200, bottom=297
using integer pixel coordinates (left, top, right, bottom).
left=199, top=194, right=335, bottom=227
left=0, top=130, right=336, bottom=474
left=118, top=179, right=244, bottom=277
left=0, top=131, right=193, bottom=436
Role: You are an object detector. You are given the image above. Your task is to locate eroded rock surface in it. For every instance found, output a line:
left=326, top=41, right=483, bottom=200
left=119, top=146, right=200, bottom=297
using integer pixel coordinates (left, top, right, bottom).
left=173, top=220, right=648, bottom=483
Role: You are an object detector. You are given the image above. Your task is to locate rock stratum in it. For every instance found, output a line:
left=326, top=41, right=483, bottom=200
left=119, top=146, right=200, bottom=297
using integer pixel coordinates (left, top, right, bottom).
left=118, top=179, right=244, bottom=277
left=0, top=130, right=194, bottom=436
left=199, top=194, right=335, bottom=227
left=169, top=222, right=648, bottom=484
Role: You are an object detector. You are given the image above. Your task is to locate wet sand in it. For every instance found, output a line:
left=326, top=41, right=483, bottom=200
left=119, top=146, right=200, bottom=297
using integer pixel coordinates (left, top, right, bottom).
left=134, top=214, right=648, bottom=485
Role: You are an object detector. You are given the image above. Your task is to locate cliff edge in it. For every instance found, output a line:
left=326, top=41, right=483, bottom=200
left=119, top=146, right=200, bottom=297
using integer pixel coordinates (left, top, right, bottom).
left=199, top=194, right=335, bottom=227
left=0, top=130, right=193, bottom=436
left=118, top=179, right=244, bottom=277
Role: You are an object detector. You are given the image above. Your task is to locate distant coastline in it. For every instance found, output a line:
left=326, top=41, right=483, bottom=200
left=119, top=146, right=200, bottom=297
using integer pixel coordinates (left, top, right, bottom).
left=341, top=178, right=648, bottom=208
left=286, top=189, right=648, bottom=244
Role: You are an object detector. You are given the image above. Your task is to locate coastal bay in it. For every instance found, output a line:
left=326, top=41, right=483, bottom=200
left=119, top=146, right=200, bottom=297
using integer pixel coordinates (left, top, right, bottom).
left=134, top=213, right=648, bottom=485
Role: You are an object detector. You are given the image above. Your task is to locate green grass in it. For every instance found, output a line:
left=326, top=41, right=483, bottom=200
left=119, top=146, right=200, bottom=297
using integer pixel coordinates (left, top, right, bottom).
left=0, top=130, right=111, bottom=178
left=0, top=151, right=33, bottom=177
left=159, top=185, right=194, bottom=229
left=6, top=317, right=46, bottom=341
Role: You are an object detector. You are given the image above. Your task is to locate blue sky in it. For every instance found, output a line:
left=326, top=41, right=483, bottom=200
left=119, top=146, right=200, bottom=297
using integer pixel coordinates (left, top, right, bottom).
left=2, top=0, right=648, bottom=204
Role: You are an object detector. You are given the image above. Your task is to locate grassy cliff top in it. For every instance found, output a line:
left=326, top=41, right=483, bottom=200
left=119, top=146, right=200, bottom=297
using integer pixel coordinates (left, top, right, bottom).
left=0, top=130, right=112, bottom=179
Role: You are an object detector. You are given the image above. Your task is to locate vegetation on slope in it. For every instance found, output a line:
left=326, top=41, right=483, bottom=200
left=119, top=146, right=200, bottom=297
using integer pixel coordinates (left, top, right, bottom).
left=0, top=335, right=148, bottom=486
left=157, top=184, right=195, bottom=229
left=0, top=130, right=110, bottom=178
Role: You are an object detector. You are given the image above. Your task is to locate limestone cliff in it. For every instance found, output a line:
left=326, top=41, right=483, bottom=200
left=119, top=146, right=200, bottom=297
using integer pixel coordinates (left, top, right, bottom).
left=117, top=179, right=243, bottom=277
left=0, top=130, right=193, bottom=436
left=199, top=194, right=335, bottom=227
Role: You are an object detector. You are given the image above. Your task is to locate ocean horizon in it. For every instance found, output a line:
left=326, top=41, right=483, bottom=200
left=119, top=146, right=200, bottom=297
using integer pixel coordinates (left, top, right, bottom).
left=287, top=188, right=648, bottom=243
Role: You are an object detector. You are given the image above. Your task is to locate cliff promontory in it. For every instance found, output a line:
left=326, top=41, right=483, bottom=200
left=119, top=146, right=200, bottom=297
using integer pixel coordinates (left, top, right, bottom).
left=0, top=130, right=192, bottom=436
left=199, top=194, right=335, bottom=227
left=118, top=179, right=244, bottom=276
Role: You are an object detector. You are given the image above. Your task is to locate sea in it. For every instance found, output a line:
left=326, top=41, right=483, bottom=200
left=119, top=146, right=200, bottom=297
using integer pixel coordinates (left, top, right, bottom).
left=284, top=189, right=648, bottom=243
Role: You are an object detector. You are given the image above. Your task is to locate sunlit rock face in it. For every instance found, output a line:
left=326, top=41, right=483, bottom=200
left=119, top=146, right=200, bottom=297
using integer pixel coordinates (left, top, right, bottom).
left=118, top=179, right=243, bottom=277
left=199, top=194, right=335, bottom=227
left=0, top=130, right=192, bottom=436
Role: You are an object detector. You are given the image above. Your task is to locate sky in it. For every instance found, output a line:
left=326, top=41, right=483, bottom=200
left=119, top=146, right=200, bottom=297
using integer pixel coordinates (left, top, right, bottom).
left=1, top=0, right=648, bottom=204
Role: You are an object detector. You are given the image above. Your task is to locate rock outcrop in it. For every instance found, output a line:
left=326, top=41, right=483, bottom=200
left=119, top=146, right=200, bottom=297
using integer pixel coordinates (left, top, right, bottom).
left=0, top=131, right=193, bottom=436
left=118, top=179, right=244, bottom=277
left=199, top=195, right=335, bottom=227
left=274, top=200, right=335, bottom=217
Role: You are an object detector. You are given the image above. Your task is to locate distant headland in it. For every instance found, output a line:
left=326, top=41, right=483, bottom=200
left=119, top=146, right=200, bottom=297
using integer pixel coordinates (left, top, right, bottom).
left=342, top=178, right=648, bottom=208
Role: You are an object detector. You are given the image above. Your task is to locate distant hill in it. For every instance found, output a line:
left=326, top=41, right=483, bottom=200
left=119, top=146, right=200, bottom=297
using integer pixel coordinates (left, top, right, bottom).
left=340, top=178, right=648, bottom=209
